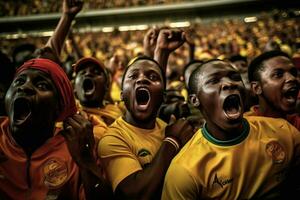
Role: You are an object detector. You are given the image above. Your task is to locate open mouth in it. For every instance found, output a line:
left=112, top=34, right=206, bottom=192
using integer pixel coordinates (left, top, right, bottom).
left=283, top=86, right=299, bottom=104
left=223, top=94, right=242, bottom=120
left=13, top=98, right=32, bottom=125
left=83, top=78, right=95, bottom=96
left=135, top=87, right=151, bottom=111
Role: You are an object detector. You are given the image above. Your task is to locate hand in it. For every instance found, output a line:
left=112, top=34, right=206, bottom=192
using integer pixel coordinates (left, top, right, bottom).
left=143, top=27, right=160, bottom=57
left=63, top=0, right=83, bottom=17
left=62, top=114, right=96, bottom=168
left=165, top=116, right=195, bottom=147
left=155, top=29, right=186, bottom=54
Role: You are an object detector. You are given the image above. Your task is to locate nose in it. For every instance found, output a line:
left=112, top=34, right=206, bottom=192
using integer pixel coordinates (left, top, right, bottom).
left=136, top=74, right=150, bottom=85
left=285, top=71, right=297, bottom=84
left=17, top=81, right=36, bottom=96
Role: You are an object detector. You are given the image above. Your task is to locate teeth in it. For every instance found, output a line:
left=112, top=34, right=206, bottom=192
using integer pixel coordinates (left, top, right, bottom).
left=83, top=78, right=95, bottom=95
left=223, top=95, right=242, bottom=120
left=135, top=88, right=151, bottom=111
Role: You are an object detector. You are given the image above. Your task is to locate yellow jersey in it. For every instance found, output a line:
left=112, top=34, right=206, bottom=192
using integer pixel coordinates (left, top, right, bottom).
left=98, top=117, right=167, bottom=191
left=162, top=116, right=300, bottom=200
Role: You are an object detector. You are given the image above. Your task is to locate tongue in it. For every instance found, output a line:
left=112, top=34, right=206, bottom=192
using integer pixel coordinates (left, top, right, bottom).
left=83, top=79, right=95, bottom=95
left=223, top=95, right=242, bottom=120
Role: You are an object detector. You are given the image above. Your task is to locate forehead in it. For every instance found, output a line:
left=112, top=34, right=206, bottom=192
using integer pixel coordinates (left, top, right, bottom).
left=263, top=56, right=294, bottom=69
left=16, top=69, right=54, bottom=85
left=201, top=61, right=236, bottom=77
left=78, top=62, right=104, bottom=71
left=126, top=60, right=162, bottom=76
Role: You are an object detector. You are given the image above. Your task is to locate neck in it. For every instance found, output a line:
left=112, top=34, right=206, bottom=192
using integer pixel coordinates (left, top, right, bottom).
left=81, top=100, right=104, bottom=108
left=124, top=111, right=156, bottom=129
left=258, top=97, right=285, bottom=118
left=11, top=126, right=54, bottom=156
left=205, top=121, right=244, bottom=141
left=203, top=119, right=249, bottom=146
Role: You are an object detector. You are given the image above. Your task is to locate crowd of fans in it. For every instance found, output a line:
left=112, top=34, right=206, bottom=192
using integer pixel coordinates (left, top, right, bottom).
left=1, top=14, right=299, bottom=79
left=0, top=0, right=196, bottom=16
left=0, top=0, right=300, bottom=199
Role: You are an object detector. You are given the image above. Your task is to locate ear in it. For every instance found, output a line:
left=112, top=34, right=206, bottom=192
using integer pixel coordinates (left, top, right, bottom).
left=250, top=81, right=262, bottom=95
left=189, top=94, right=200, bottom=107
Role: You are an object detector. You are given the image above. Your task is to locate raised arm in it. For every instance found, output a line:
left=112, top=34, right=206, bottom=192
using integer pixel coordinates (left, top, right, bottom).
left=143, top=27, right=159, bottom=58
left=185, top=28, right=196, bottom=63
left=43, top=0, right=83, bottom=62
left=154, top=29, right=186, bottom=74
left=113, top=118, right=195, bottom=200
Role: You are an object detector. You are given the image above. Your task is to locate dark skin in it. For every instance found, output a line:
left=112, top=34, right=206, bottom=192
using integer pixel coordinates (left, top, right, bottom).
left=190, top=61, right=246, bottom=140
left=4, top=69, right=60, bottom=156
left=113, top=59, right=194, bottom=200
left=43, top=0, right=83, bottom=62
left=38, top=0, right=114, bottom=199
left=122, top=60, right=165, bottom=129
left=251, top=56, right=299, bottom=117
left=154, top=29, right=186, bottom=74
left=74, top=63, right=108, bottom=108
left=63, top=114, right=114, bottom=200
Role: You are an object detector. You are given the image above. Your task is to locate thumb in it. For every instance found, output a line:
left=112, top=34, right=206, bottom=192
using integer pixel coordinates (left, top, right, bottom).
left=169, top=114, right=177, bottom=124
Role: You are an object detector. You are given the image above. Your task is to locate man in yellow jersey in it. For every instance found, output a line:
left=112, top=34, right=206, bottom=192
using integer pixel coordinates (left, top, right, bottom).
left=246, top=50, right=299, bottom=130
left=162, top=59, right=300, bottom=200
left=99, top=54, right=195, bottom=199
left=73, top=57, right=123, bottom=141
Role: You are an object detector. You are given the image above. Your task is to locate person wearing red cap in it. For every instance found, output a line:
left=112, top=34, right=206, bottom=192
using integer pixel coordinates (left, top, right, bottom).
left=0, top=58, right=80, bottom=199
left=73, top=57, right=124, bottom=142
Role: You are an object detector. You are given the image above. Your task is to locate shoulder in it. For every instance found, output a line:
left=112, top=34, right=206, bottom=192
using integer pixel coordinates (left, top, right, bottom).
left=245, top=116, right=300, bottom=140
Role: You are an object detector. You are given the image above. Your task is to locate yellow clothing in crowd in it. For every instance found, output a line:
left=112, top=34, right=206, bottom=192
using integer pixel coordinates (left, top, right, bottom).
left=98, top=117, right=167, bottom=191
left=162, top=116, right=300, bottom=200
left=80, top=103, right=123, bottom=140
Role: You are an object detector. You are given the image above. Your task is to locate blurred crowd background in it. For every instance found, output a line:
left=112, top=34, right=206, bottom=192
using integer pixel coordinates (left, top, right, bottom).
left=0, top=0, right=196, bottom=16
left=0, top=0, right=299, bottom=93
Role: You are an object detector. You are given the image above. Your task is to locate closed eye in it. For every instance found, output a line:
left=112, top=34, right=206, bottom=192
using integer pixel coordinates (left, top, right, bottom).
left=272, top=69, right=284, bottom=79
left=205, top=77, right=219, bottom=85
left=13, top=77, right=25, bottom=86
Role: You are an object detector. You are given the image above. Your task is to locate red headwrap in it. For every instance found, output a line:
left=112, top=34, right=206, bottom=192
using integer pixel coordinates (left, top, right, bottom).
left=16, top=58, right=77, bottom=121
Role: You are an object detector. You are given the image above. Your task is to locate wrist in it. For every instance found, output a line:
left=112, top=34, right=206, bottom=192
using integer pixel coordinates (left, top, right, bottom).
left=63, top=12, right=76, bottom=18
left=154, top=47, right=170, bottom=57
left=163, top=136, right=181, bottom=153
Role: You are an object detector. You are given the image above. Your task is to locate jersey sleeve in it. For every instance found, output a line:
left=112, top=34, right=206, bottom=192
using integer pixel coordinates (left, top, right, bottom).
left=162, top=163, right=199, bottom=200
left=98, top=134, right=142, bottom=191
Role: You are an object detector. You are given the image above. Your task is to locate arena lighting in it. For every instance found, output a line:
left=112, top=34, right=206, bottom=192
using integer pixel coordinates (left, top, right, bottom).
left=40, top=31, right=54, bottom=37
left=169, top=21, right=191, bottom=28
left=102, top=27, right=114, bottom=32
left=244, top=16, right=257, bottom=23
left=118, top=24, right=148, bottom=32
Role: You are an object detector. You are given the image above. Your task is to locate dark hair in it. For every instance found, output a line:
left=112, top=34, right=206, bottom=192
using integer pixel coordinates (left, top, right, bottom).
left=0, top=51, right=15, bottom=86
left=121, top=55, right=166, bottom=88
left=188, top=59, right=224, bottom=95
left=12, top=43, right=36, bottom=63
left=248, top=50, right=290, bottom=82
left=183, top=60, right=204, bottom=74
left=229, top=55, right=247, bottom=63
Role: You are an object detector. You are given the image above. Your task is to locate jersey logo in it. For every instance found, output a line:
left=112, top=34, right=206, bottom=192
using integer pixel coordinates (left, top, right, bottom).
left=138, top=149, right=151, bottom=157
left=212, top=173, right=233, bottom=188
left=43, top=158, right=68, bottom=189
left=266, top=141, right=286, bottom=164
